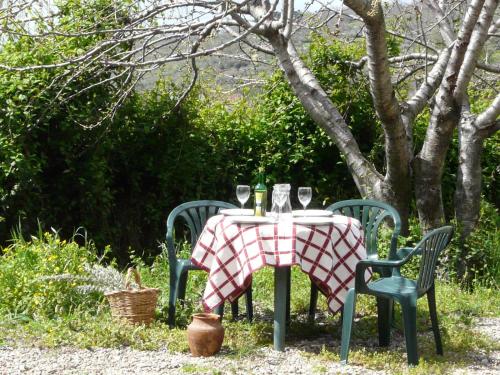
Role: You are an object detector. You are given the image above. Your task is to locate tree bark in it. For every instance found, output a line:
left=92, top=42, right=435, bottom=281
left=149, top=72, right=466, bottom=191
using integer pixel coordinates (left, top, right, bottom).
left=414, top=111, right=458, bottom=230
left=456, top=93, right=500, bottom=239
left=344, top=0, right=413, bottom=231
left=362, top=9, right=412, bottom=232
left=455, top=115, right=485, bottom=240
left=414, top=0, right=492, bottom=231
left=454, top=110, right=499, bottom=281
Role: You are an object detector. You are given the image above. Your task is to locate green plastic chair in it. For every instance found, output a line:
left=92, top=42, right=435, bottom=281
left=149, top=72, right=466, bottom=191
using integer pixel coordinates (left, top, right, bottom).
left=166, top=200, right=253, bottom=327
left=340, top=225, right=454, bottom=366
left=308, top=199, right=402, bottom=328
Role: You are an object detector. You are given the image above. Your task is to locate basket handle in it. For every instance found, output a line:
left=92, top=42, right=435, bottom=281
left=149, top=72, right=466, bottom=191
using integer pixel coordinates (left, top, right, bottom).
left=125, top=267, right=143, bottom=290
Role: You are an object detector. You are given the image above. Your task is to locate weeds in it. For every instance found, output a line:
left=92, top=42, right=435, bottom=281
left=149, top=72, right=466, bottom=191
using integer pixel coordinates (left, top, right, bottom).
left=0, top=232, right=498, bottom=374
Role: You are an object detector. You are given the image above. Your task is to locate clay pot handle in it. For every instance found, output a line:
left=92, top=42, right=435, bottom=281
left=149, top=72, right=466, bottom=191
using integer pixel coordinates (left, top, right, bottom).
left=124, top=267, right=142, bottom=289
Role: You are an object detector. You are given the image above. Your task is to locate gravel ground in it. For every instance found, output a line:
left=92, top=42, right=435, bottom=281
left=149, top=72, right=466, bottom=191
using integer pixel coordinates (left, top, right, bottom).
left=0, top=346, right=384, bottom=375
left=0, top=318, right=498, bottom=375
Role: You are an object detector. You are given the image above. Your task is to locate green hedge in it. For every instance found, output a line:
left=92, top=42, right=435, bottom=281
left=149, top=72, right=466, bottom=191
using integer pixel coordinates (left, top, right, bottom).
left=0, top=27, right=498, bottom=287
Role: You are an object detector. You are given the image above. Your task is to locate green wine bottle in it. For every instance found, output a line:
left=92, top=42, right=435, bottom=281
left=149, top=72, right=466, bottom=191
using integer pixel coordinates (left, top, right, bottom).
left=254, top=173, right=267, bottom=217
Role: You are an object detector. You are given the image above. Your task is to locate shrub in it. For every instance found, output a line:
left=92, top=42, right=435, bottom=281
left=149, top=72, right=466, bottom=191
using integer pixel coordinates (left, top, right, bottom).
left=0, top=23, right=497, bottom=281
left=376, top=201, right=499, bottom=288
left=445, top=200, right=500, bottom=288
left=0, top=230, right=102, bottom=318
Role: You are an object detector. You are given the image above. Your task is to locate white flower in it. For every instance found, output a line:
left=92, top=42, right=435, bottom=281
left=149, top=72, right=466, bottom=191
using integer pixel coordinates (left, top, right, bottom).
left=39, top=264, right=135, bottom=294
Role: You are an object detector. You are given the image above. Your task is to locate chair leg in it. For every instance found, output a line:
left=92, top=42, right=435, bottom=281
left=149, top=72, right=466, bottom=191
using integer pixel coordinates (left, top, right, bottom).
left=401, top=297, right=419, bottom=366
left=214, top=303, right=224, bottom=319
left=216, top=284, right=254, bottom=323
left=391, top=301, right=397, bottom=328
left=230, top=300, right=239, bottom=321
left=245, top=284, right=253, bottom=323
left=308, top=282, right=319, bottom=322
left=340, top=288, right=357, bottom=364
left=168, top=287, right=178, bottom=327
left=427, top=284, right=443, bottom=355
left=286, top=267, right=291, bottom=326
left=377, top=297, right=393, bottom=347
left=168, top=269, right=184, bottom=327
left=177, top=271, right=188, bottom=303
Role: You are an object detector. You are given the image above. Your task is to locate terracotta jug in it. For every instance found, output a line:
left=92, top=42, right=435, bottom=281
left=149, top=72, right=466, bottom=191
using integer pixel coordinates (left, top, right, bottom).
left=187, top=313, right=224, bottom=357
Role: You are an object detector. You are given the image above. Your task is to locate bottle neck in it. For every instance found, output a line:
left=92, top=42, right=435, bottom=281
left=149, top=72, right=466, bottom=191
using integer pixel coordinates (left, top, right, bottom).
left=258, top=173, right=264, bottom=184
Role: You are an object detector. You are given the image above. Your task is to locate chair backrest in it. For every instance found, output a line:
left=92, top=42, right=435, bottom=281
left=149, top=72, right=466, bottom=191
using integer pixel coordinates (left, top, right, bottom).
left=165, top=200, right=237, bottom=261
left=326, top=199, right=401, bottom=259
left=415, top=226, right=454, bottom=294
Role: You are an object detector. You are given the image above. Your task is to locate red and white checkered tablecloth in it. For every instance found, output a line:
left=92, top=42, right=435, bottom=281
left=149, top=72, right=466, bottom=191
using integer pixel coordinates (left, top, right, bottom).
left=191, top=214, right=370, bottom=314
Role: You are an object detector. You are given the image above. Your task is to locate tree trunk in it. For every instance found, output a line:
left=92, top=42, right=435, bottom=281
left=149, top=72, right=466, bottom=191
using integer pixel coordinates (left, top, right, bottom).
left=414, top=107, right=459, bottom=231
left=267, top=33, right=383, bottom=194
left=267, top=33, right=411, bottom=232
left=454, top=114, right=484, bottom=280
left=454, top=110, right=499, bottom=280
left=414, top=0, right=495, bottom=232
left=345, top=0, right=412, bottom=233
left=455, top=115, right=485, bottom=239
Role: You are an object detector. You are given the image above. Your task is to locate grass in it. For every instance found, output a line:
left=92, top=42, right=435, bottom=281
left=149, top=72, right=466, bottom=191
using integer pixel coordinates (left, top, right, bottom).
left=0, top=237, right=499, bottom=374
left=0, top=260, right=498, bottom=375
left=181, top=364, right=223, bottom=374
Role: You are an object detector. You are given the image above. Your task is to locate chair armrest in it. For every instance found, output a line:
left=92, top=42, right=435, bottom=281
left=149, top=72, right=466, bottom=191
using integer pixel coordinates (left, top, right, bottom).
left=357, top=258, right=404, bottom=270
left=395, top=247, right=415, bottom=260
left=355, top=258, right=405, bottom=291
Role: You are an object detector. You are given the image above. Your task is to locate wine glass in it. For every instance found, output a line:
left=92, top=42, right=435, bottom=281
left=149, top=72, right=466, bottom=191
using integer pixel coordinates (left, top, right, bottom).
left=273, top=188, right=288, bottom=221
left=236, top=185, right=250, bottom=209
left=298, top=187, right=312, bottom=212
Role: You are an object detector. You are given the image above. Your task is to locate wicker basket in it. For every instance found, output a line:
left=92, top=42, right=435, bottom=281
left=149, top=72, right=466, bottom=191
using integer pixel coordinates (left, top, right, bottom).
left=105, top=268, right=160, bottom=325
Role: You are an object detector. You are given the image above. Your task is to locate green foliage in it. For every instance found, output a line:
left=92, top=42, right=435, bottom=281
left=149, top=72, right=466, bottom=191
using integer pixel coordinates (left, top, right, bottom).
left=0, top=0, right=133, bottom=256
left=0, top=230, right=101, bottom=318
left=0, top=311, right=187, bottom=351
left=0, top=32, right=381, bottom=261
left=446, top=201, right=500, bottom=288
left=0, top=14, right=498, bottom=291
left=375, top=201, right=499, bottom=288
left=0, top=250, right=498, bottom=375
left=0, top=229, right=498, bottom=374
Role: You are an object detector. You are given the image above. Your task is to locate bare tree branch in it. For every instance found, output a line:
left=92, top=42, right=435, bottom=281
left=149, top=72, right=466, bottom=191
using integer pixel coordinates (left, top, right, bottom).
left=424, top=0, right=459, bottom=45
left=454, top=0, right=499, bottom=101
left=405, top=47, right=451, bottom=117
left=172, top=23, right=218, bottom=112
left=345, top=0, right=411, bottom=191
left=476, top=92, right=500, bottom=128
